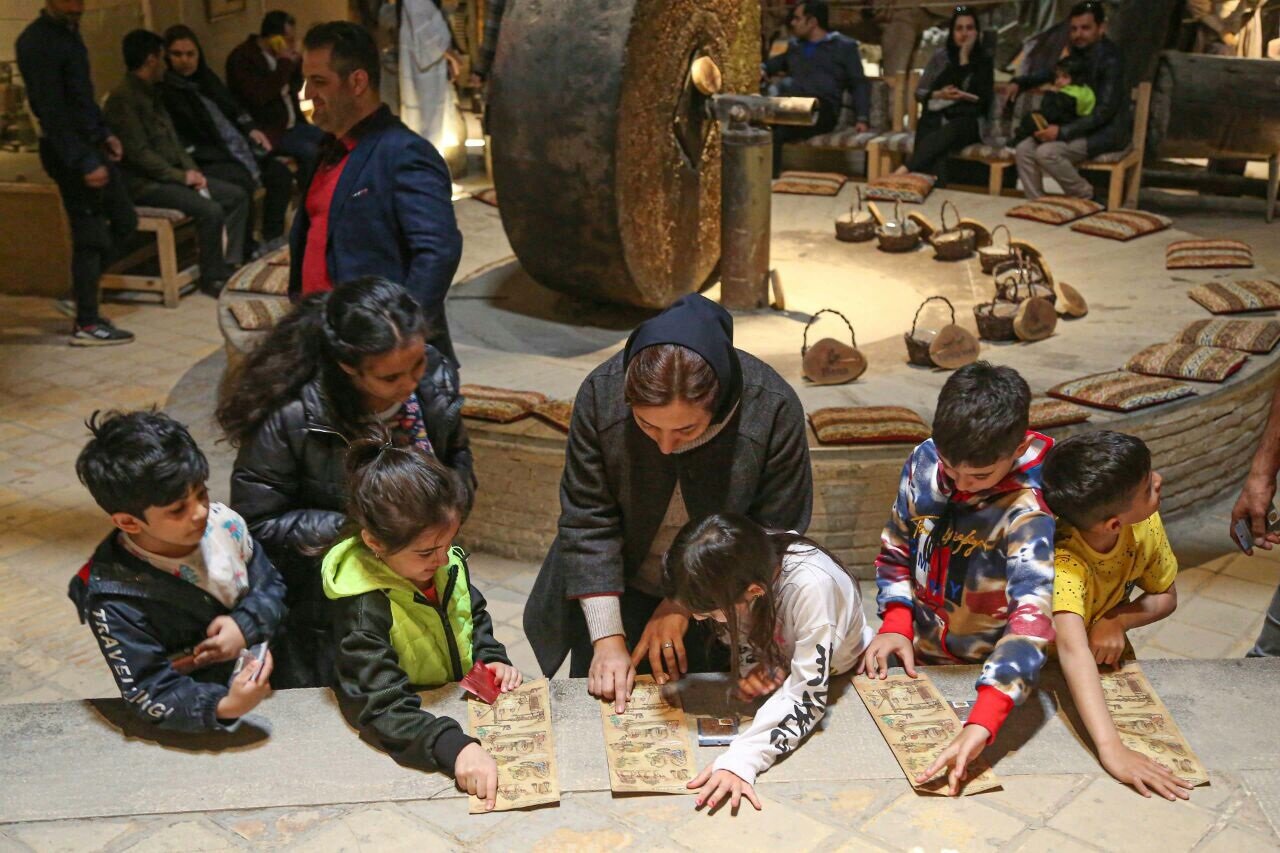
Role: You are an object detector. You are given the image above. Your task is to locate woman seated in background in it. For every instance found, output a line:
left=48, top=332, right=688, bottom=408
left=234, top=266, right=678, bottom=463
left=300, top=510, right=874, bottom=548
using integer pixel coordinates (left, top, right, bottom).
left=895, top=5, right=993, bottom=185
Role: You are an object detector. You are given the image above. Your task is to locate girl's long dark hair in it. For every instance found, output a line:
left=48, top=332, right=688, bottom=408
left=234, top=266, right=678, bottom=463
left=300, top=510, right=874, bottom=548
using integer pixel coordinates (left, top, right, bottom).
left=662, top=513, right=854, bottom=680
left=217, top=277, right=428, bottom=447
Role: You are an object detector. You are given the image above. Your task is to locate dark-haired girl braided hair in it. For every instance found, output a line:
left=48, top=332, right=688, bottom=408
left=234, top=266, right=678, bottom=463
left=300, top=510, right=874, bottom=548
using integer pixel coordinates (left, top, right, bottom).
left=322, top=434, right=518, bottom=811
left=221, top=276, right=475, bottom=687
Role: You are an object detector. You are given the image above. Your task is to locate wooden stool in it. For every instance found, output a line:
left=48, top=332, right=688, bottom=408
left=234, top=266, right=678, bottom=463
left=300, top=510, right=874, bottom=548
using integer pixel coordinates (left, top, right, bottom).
left=99, top=206, right=201, bottom=308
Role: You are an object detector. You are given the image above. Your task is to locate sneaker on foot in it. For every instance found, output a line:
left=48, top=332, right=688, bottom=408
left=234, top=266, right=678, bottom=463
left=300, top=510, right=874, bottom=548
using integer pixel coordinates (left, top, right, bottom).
left=70, top=320, right=135, bottom=347
left=54, top=298, right=76, bottom=318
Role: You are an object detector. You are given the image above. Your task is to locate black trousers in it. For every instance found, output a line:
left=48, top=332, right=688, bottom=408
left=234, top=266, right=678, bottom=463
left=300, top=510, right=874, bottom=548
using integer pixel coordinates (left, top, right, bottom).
left=906, top=112, right=980, bottom=185
left=133, top=176, right=249, bottom=285
left=771, top=103, right=839, bottom=178
left=567, top=587, right=731, bottom=678
left=40, top=141, right=138, bottom=325
left=201, top=157, right=295, bottom=245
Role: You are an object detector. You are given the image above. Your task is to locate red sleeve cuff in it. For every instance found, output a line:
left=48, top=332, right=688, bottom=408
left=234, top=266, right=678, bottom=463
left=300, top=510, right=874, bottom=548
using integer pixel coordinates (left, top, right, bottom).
left=878, top=603, right=915, bottom=641
left=966, top=685, right=1014, bottom=744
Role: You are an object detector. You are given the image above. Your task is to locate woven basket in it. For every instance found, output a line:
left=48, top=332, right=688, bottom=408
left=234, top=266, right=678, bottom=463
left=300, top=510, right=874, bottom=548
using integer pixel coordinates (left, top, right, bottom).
left=876, top=201, right=922, bottom=253
left=802, top=308, right=866, bottom=383
left=931, top=200, right=977, bottom=261
left=994, top=252, right=1055, bottom=305
left=975, top=279, right=1027, bottom=341
left=835, top=187, right=877, bottom=243
left=979, top=224, right=1015, bottom=273
left=904, top=296, right=955, bottom=366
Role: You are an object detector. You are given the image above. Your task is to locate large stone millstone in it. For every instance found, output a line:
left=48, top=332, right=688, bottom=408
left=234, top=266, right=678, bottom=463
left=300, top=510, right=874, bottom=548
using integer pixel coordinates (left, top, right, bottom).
left=487, top=0, right=758, bottom=308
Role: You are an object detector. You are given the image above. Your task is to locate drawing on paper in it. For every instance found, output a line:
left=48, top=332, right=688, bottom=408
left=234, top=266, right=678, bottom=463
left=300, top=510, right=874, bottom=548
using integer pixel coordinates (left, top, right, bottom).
left=599, top=674, right=698, bottom=794
left=1097, top=662, right=1209, bottom=786
left=467, top=678, right=561, bottom=812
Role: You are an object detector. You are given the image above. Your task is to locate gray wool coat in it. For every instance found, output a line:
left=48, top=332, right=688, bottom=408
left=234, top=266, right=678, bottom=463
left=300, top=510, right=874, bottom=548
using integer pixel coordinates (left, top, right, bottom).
left=522, top=349, right=814, bottom=676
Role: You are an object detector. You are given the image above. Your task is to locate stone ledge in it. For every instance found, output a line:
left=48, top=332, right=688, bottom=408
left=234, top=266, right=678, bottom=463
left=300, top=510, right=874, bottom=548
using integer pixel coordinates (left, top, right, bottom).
left=3, top=659, right=1276, bottom=824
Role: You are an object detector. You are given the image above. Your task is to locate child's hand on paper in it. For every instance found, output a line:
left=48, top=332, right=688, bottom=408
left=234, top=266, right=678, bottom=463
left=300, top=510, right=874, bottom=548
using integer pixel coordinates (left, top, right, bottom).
left=735, top=664, right=785, bottom=700
left=689, top=767, right=761, bottom=814
left=857, top=633, right=917, bottom=679
left=195, top=615, right=246, bottom=666
left=1099, top=742, right=1194, bottom=801
left=486, top=662, right=523, bottom=692
left=1087, top=616, right=1127, bottom=667
left=919, top=724, right=988, bottom=796
left=456, top=743, right=499, bottom=811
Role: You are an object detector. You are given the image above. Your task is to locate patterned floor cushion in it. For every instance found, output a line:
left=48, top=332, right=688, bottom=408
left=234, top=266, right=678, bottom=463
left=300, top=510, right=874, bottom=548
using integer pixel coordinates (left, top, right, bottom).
left=459, top=385, right=548, bottom=423
left=1176, top=318, right=1280, bottom=354
left=1007, top=195, right=1104, bottom=225
left=808, top=406, right=931, bottom=445
left=1048, top=370, right=1196, bottom=412
left=865, top=172, right=936, bottom=204
left=957, top=142, right=1014, bottom=162
left=227, top=258, right=290, bottom=295
left=1125, top=343, right=1247, bottom=383
left=1070, top=210, right=1172, bottom=241
left=531, top=400, right=573, bottom=433
left=1028, top=398, right=1091, bottom=430
left=1167, top=239, right=1254, bottom=269
left=229, top=298, right=292, bottom=331
left=1187, top=280, right=1280, bottom=314
left=772, top=171, right=848, bottom=196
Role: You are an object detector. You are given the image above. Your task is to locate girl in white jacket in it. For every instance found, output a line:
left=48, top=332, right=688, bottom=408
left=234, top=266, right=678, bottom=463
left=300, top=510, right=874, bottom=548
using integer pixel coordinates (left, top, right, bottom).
left=664, top=513, right=873, bottom=813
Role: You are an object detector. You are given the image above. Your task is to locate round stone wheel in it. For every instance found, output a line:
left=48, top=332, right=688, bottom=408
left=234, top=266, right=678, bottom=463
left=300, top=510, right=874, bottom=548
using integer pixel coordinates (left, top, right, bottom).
left=487, top=0, right=758, bottom=308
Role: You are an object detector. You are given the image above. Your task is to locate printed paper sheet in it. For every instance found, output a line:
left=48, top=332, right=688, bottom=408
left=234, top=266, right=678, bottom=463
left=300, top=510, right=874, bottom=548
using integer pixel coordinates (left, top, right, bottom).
left=1098, top=662, right=1209, bottom=786
left=599, top=675, right=697, bottom=793
left=853, top=672, right=1001, bottom=795
left=467, top=678, right=561, bottom=812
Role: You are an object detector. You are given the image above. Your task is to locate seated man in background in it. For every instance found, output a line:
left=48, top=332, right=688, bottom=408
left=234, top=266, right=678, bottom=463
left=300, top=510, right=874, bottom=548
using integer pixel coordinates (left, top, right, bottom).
left=107, top=29, right=249, bottom=295
left=226, top=10, right=325, bottom=179
left=763, top=0, right=870, bottom=177
left=1008, top=1, right=1129, bottom=200
left=161, top=25, right=296, bottom=256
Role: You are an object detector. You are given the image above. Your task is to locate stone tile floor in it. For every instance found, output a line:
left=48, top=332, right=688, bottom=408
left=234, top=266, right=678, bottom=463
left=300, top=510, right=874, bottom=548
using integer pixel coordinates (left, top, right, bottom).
left=2, top=226, right=1279, bottom=848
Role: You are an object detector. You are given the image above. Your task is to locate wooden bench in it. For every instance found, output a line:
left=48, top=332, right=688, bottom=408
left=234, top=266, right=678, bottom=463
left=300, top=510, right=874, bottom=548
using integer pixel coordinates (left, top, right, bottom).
left=868, top=82, right=1152, bottom=209
left=779, top=75, right=908, bottom=178
left=99, top=206, right=201, bottom=308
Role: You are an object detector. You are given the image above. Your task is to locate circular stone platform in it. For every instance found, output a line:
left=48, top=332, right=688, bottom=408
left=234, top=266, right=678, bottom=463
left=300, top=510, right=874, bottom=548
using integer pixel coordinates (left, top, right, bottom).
left=445, top=187, right=1280, bottom=574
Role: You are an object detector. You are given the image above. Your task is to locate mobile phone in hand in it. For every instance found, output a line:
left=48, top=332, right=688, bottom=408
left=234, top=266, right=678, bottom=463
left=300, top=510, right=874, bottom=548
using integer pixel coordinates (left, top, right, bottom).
left=1235, top=518, right=1255, bottom=553
left=229, top=642, right=268, bottom=685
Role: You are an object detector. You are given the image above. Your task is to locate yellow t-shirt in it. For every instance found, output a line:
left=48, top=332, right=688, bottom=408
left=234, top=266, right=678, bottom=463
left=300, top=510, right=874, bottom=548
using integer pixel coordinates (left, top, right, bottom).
left=1052, top=512, right=1178, bottom=626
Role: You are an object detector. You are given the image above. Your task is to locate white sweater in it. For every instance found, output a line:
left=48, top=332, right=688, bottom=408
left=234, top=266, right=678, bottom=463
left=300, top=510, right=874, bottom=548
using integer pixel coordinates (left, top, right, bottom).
left=712, top=543, right=873, bottom=785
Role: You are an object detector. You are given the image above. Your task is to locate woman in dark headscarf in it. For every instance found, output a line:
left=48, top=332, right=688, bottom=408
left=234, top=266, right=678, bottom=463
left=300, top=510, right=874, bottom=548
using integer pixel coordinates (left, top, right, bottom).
left=522, top=295, right=814, bottom=710
left=160, top=24, right=296, bottom=248
left=896, top=5, right=994, bottom=184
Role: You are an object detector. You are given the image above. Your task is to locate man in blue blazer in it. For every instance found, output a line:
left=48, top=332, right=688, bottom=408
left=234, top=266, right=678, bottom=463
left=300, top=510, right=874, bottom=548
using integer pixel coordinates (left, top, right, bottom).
left=289, top=21, right=462, bottom=364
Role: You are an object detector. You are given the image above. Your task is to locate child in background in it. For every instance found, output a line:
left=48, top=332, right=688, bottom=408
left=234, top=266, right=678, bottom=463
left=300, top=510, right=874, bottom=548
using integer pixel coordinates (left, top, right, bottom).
left=1013, top=55, right=1096, bottom=144
left=862, top=362, right=1056, bottom=795
left=1042, top=431, right=1192, bottom=801
left=323, top=436, right=521, bottom=812
left=70, top=411, right=285, bottom=731
left=662, top=513, right=872, bottom=813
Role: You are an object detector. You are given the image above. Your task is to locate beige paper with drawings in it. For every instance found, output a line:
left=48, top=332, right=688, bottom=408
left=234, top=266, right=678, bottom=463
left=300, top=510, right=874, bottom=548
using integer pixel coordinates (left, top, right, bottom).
left=599, top=675, right=698, bottom=794
left=1097, top=661, right=1209, bottom=786
left=853, top=672, right=1002, bottom=795
left=467, top=678, right=561, bottom=812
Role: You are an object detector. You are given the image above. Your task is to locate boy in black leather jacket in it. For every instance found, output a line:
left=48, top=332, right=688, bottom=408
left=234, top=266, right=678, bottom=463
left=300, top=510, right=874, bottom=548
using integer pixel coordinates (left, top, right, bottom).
left=69, top=410, right=287, bottom=731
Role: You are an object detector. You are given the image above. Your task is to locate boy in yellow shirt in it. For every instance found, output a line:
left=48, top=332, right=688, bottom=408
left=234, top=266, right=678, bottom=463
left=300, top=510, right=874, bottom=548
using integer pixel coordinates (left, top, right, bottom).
left=1042, top=431, right=1194, bottom=801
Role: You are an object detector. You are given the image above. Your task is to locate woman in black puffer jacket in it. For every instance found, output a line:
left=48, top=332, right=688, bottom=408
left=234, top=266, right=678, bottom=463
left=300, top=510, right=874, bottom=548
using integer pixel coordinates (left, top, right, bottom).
left=218, top=277, right=474, bottom=688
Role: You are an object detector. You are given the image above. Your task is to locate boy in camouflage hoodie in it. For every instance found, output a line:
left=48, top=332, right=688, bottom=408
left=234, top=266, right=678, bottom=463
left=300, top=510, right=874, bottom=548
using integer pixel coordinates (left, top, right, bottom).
left=861, top=362, right=1056, bottom=794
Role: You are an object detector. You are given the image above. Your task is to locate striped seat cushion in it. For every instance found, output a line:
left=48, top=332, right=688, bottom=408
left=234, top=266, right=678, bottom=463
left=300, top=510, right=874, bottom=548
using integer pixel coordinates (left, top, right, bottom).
left=809, top=406, right=931, bottom=445
left=228, top=297, right=292, bottom=331
left=227, top=257, right=290, bottom=295
left=865, top=172, right=936, bottom=204
left=1167, top=239, right=1254, bottom=270
left=459, top=385, right=548, bottom=423
left=531, top=400, right=573, bottom=433
left=957, top=142, right=1014, bottom=161
left=1084, top=146, right=1133, bottom=165
left=1187, top=280, right=1280, bottom=314
left=1049, top=370, right=1196, bottom=412
left=772, top=170, right=848, bottom=196
left=875, top=131, right=916, bottom=154
left=804, top=129, right=881, bottom=150
left=1175, top=318, right=1280, bottom=354
left=1070, top=210, right=1172, bottom=242
left=133, top=206, right=188, bottom=222
left=1007, top=195, right=1104, bottom=225
left=1125, top=343, right=1247, bottom=384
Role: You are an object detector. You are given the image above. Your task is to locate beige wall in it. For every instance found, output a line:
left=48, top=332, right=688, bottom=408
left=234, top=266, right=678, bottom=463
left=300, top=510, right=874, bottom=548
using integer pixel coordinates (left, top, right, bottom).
left=3, top=0, right=347, bottom=98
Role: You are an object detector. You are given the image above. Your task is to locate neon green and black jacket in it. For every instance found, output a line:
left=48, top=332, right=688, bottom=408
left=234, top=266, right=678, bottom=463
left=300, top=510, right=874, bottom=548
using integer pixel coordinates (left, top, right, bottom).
left=322, top=536, right=509, bottom=774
